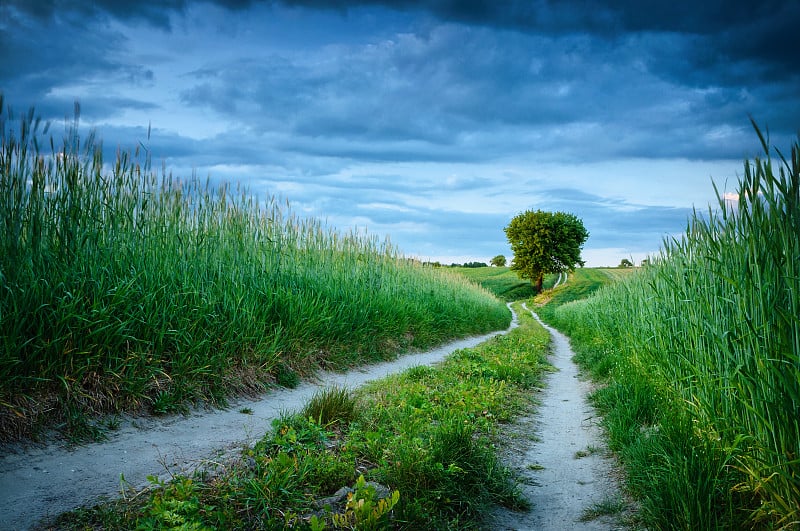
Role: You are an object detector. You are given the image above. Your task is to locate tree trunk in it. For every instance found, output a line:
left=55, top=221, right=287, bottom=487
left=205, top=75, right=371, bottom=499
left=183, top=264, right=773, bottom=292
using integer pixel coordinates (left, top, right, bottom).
left=535, top=273, right=543, bottom=293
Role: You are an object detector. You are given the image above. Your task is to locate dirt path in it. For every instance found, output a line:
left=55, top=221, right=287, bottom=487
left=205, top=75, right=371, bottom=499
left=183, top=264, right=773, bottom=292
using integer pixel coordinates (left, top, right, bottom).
left=490, top=305, right=625, bottom=530
left=0, top=312, right=520, bottom=531
left=0, top=304, right=625, bottom=530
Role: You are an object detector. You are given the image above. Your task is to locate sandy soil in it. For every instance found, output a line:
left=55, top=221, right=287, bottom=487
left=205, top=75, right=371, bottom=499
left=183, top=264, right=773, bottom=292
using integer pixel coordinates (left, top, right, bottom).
left=488, top=305, right=626, bottom=530
left=0, top=304, right=626, bottom=530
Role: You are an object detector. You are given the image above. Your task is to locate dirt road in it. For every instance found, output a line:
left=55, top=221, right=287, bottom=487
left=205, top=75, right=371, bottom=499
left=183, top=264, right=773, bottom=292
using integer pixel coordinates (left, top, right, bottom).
left=1, top=304, right=625, bottom=530
left=490, top=304, right=624, bottom=529
left=0, top=313, right=519, bottom=530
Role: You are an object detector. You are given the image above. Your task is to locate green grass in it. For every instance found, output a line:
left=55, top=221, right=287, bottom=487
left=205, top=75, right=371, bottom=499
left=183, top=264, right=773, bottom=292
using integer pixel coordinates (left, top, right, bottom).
left=51, top=302, right=551, bottom=530
left=0, top=98, right=510, bottom=442
left=579, top=496, right=627, bottom=522
left=537, top=125, right=800, bottom=528
left=301, top=386, right=359, bottom=426
left=450, top=266, right=559, bottom=300
left=533, top=268, right=632, bottom=320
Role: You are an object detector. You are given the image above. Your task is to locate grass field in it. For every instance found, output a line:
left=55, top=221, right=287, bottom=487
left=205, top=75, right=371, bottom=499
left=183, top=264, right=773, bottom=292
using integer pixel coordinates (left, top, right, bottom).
left=533, top=267, right=635, bottom=312
left=537, top=127, right=800, bottom=529
left=0, top=100, right=509, bottom=442
left=450, top=266, right=560, bottom=300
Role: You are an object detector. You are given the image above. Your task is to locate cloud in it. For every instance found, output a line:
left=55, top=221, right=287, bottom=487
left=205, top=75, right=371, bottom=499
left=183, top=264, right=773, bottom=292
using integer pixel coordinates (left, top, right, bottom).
left=4, top=0, right=795, bottom=167
left=3, top=0, right=259, bottom=30
left=270, top=1, right=800, bottom=75
left=0, top=3, right=160, bottom=120
left=2, top=0, right=796, bottom=269
left=169, top=20, right=784, bottom=165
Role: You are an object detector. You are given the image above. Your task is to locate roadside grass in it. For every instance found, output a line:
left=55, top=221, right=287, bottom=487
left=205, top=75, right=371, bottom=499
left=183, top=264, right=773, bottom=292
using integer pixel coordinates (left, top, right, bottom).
left=0, top=99, right=510, bottom=442
left=538, top=126, right=800, bottom=528
left=50, top=302, right=551, bottom=530
left=450, top=266, right=557, bottom=300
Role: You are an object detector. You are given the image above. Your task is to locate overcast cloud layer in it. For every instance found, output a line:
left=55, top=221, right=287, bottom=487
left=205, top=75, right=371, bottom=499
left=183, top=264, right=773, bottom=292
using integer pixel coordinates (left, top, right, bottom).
left=2, top=0, right=798, bottom=265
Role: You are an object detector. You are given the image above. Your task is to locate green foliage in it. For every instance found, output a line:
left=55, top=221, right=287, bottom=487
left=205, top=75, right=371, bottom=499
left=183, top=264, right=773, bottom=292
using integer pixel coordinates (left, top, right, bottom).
left=504, top=210, right=589, bottom=292
left=140, top=475, right=212, bottom=530
left=0, top=99, right=510, bottom=441
left=258, top=414, right=332, bottom=456
left=579, top=496, right=627, bottom=522
left=330, top=475, right=400, bottom=530
left=539, top=126, right=800, bottom=528
left=53, top=302, right=550, bottom=530
left=451, top=266, right=557, bottom=301
left=274, top=362, right=301, bottom=389
left=490, top=255, right=507, bottom=267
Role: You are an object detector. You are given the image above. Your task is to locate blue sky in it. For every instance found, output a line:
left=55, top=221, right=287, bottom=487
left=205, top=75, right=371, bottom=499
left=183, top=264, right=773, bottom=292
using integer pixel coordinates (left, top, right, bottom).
left=2, top=0, right=798, bottom=266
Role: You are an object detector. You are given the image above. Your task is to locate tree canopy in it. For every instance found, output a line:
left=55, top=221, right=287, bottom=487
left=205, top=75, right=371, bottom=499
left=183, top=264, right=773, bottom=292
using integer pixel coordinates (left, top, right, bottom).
left=504, top=210, right=589, bottom=292
left=490, top=255, right=506, bottom=267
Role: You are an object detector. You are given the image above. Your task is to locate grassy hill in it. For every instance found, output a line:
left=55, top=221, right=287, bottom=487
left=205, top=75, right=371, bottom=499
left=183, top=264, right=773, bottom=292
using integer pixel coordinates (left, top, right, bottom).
left=449, top=266, right=548, bottom=301
left=450, top=265, right=637, bottom=303
left=534, top=267, right=637, bottom=311
left=0, top=102, right=510, bottom=442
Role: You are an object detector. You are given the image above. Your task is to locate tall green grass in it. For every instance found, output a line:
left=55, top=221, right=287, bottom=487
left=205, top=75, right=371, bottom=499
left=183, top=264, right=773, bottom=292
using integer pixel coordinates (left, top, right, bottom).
left=0, top=98, right=510, bottom=440
left=543, top=125, right=799, bottom=528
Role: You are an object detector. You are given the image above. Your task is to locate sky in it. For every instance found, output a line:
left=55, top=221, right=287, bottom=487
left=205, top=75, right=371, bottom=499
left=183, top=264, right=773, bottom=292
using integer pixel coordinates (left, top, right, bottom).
left=2, top=0, right=798, bottom=267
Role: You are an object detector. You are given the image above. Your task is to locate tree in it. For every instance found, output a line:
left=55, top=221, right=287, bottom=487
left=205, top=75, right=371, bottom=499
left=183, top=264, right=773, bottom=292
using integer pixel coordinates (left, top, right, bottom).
left=490, top=255, right=507, bottom=267
left=504, top=210, right=589, bottom=293
left=619, top=258, right=633, bottom=268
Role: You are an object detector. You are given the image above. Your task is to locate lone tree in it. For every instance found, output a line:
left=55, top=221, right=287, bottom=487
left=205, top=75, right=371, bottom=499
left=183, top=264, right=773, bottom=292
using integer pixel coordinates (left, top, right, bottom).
left=490, top=254, right=506, bottom=267
left=504, top=210, right=589, bottom=293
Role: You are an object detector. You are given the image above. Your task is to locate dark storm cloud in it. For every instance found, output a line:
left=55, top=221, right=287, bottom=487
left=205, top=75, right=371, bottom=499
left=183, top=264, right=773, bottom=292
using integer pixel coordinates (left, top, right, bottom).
left=266, top=0, right=799, bottom=148
left=0, top=2, right=159, bottom=119
left=528, top=186, right=696, bottom=249
left=175, top=14, right=792, bottom=164
left=3, top=0, right=255, bottom=29
left=274, top=0, right=800, bottom=71
left=4, top=0, right=796, bottom=156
